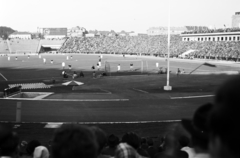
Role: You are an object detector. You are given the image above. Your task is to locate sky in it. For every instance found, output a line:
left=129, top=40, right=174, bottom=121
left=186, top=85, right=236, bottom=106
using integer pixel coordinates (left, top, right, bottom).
left=0, top=0, right=239, bottom=33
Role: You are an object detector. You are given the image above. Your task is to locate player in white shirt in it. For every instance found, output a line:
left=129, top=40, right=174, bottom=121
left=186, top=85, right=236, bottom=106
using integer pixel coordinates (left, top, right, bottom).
left=62, top=62, right=65, bottom=69
left=130, top=63, right=133, bottom=71
left=97, top=63, right=100, bottom=70
left=117, top=64, right=121, bottom=72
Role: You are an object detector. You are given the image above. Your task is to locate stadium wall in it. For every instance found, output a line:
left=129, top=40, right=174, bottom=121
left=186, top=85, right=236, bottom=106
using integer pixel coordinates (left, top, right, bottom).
left=232, top=12, right=240, bottom=28
left=181, top=32, right=240, bottom=42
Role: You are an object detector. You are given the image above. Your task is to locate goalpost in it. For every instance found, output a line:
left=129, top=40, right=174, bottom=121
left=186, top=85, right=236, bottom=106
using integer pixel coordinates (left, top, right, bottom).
left=15, top=50, right=33, bottom=54
left=104, top=60, right=144, bottom=76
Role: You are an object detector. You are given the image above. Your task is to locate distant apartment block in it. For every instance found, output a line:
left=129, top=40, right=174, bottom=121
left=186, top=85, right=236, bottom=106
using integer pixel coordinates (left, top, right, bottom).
left=9, top=32, right=32, bottom=39
left=232, top=12, right=240, bottom=28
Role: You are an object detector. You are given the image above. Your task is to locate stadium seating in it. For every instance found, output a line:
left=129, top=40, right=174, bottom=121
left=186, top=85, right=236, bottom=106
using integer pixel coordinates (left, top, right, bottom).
left=8, top=83, right=52, bottom=90
left=40, top=39, right=66, bottom=46
left=8, top=39, right=40, bottom=54
left=60, top=35, right=240, bottom=61
left=0, top=39, right=9, bottom=54
left=182, top=27, right=240, bottom=34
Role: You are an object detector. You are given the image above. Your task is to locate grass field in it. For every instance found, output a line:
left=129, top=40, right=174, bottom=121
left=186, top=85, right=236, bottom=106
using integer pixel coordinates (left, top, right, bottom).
left=0, top=54, right=239, bottom=145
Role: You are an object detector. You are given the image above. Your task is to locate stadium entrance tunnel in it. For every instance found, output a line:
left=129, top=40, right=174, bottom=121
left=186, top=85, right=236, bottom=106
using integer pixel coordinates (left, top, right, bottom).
left=6, top=92, right=53, bottom=100
left=39, top=45, right=61, bottom=53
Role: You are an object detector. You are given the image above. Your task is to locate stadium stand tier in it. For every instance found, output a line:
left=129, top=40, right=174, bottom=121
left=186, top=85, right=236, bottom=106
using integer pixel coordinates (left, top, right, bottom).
left=39, top=39, right=66, bottom=53
left=3, top=39, right=67, bottom=54
left=182, top=27, right=240, bottom=34
left=40, top=39, right=66, bottom=46
left=8, top=39, right=40, bottom=54
left=60, top=35, right=240, bottom=61
left=0, top=39, right=9, bottom=54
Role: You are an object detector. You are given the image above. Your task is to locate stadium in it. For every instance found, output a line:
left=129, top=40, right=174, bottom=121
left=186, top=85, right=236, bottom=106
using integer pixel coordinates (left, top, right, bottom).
left=0, top=2, right=240, bottom=158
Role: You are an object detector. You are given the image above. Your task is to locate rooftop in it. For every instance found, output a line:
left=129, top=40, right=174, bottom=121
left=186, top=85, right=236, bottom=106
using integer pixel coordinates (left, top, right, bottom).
left=11, top=32, right=31, bottom=35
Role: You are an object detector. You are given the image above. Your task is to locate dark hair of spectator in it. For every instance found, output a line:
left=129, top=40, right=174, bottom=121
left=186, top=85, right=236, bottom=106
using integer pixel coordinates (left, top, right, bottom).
left=121, top=132, right=140, bottom=149
left=208, top=75, right=240, bottom=157
left=26, top=140, right=41, bottom=155
left=0, top=125, right=19, bottom=156
left=90, top=126, right=107, bottom=154
left=147, top=138, right=154, bottom=146
left=178, top=135, right=190, bottom=148
left=107, top=134, right=119, bottom=147
left=140, top=137, right=147, bottom=145
left=51, top=124, right=98, bottom=158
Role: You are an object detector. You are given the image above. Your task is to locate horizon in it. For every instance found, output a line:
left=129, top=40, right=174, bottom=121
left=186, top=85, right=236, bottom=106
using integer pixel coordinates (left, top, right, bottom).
left=0, top=0, right=239, bottom=33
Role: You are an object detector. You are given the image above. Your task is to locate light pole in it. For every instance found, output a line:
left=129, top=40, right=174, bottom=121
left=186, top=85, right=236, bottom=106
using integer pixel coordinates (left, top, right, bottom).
left=164, top=0, right=172, bottom=91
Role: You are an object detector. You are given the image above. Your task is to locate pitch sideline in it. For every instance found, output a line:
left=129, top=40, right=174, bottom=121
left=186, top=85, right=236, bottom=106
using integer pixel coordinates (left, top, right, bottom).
left=0, top=73, right=8, bottom=81
left=170, top=95, right=214, bottom=99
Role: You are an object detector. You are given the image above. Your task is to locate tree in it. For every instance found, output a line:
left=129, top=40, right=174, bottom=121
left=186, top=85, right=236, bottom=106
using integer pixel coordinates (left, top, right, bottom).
left=0, top=26, right=16, bottom=39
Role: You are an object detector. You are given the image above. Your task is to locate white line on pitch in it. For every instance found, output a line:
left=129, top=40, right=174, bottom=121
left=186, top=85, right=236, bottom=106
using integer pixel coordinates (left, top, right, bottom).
left=44, top=120, right=181, bottom=128
left=99, top=88, right=112, bottom=94
left=132, top=88, right=149, bottom=93
left=0, top=73, right=8, bottom=81
left=170, top=95, right=214, bottom=99
left=0, top=120, right=181, bottom=128
left=1, top=98, right=129, bottom=101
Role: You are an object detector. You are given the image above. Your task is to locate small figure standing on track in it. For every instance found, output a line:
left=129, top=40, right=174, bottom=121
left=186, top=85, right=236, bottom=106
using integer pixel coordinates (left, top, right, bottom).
left=62, top=70, right=68, bottom=78
left=62, top=62, right=65, bottom=69
left=97, top=63, right=100, bottom=71
left=98, top=59, right=101, bottom=67
left=117, top=64, right=121, bottom=72
left=92, top=71, right=96, bottom=78
left=130, top=63, right=133, bottom=71
left=79, top=71, right=84, bottom=78
left=72, top=71, right=77, bottom=79
left=176, top=68, right=181, bottom=76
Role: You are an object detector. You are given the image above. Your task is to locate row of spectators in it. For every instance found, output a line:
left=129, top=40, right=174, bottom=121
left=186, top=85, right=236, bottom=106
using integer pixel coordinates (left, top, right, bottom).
left=60, top=35, right=240, bottom=61
left=1, top=75, right=239, bottom=158
left=3, top=86, right=21, bottom=97
left=187, top=41, right=240, bottom=61
left=182, top=27, right=240, bottom=34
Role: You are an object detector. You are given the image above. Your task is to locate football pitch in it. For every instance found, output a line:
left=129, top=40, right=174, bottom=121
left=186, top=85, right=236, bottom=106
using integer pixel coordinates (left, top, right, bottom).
left=1, top=53, right=239, bottom=144
left=0, top=54, right=239, bottom=122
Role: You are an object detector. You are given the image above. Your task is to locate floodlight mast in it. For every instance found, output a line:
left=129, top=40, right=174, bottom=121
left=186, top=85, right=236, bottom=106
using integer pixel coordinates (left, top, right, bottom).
left=164, top=0, right=172, bottom=91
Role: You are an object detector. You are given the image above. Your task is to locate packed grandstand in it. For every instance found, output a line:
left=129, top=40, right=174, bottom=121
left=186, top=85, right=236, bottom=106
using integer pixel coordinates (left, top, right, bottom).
left=59, top=35, right=240, bottom=61
left=1, top=34, right=240, bottom=62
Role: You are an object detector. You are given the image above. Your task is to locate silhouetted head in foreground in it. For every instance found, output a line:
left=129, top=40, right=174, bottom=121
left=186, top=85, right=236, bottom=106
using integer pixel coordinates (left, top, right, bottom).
left=51, top=124, right=98, bottom=158
left=208, top=75, right=240, bottom=158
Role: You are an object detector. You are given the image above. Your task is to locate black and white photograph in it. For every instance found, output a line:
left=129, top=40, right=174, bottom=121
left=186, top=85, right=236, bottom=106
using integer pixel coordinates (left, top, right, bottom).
left=0, top=0, right=239, bottom=158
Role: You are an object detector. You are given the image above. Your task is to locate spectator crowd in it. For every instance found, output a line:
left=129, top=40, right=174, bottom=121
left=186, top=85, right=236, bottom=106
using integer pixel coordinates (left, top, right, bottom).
left=182, top=27, right=240, bottom=34
left=60, top=35, right=240, bottom=61
left=1, top=75, right=239, bottom=158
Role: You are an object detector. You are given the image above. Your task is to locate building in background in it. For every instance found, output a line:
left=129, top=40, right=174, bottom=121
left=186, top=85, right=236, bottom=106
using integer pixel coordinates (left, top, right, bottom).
left=147, top=26, right=188, bottom=35
left=232, top=12, right=240, bottom=28
left=181, top=32, right=240, bottom=42
left=68, top=26, right=87, bottom=37
left=42, top=28, right=67, bottom=39
left=9, top=32, right=32, bottom=39
left=147, top=26, right=210, bottom=35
